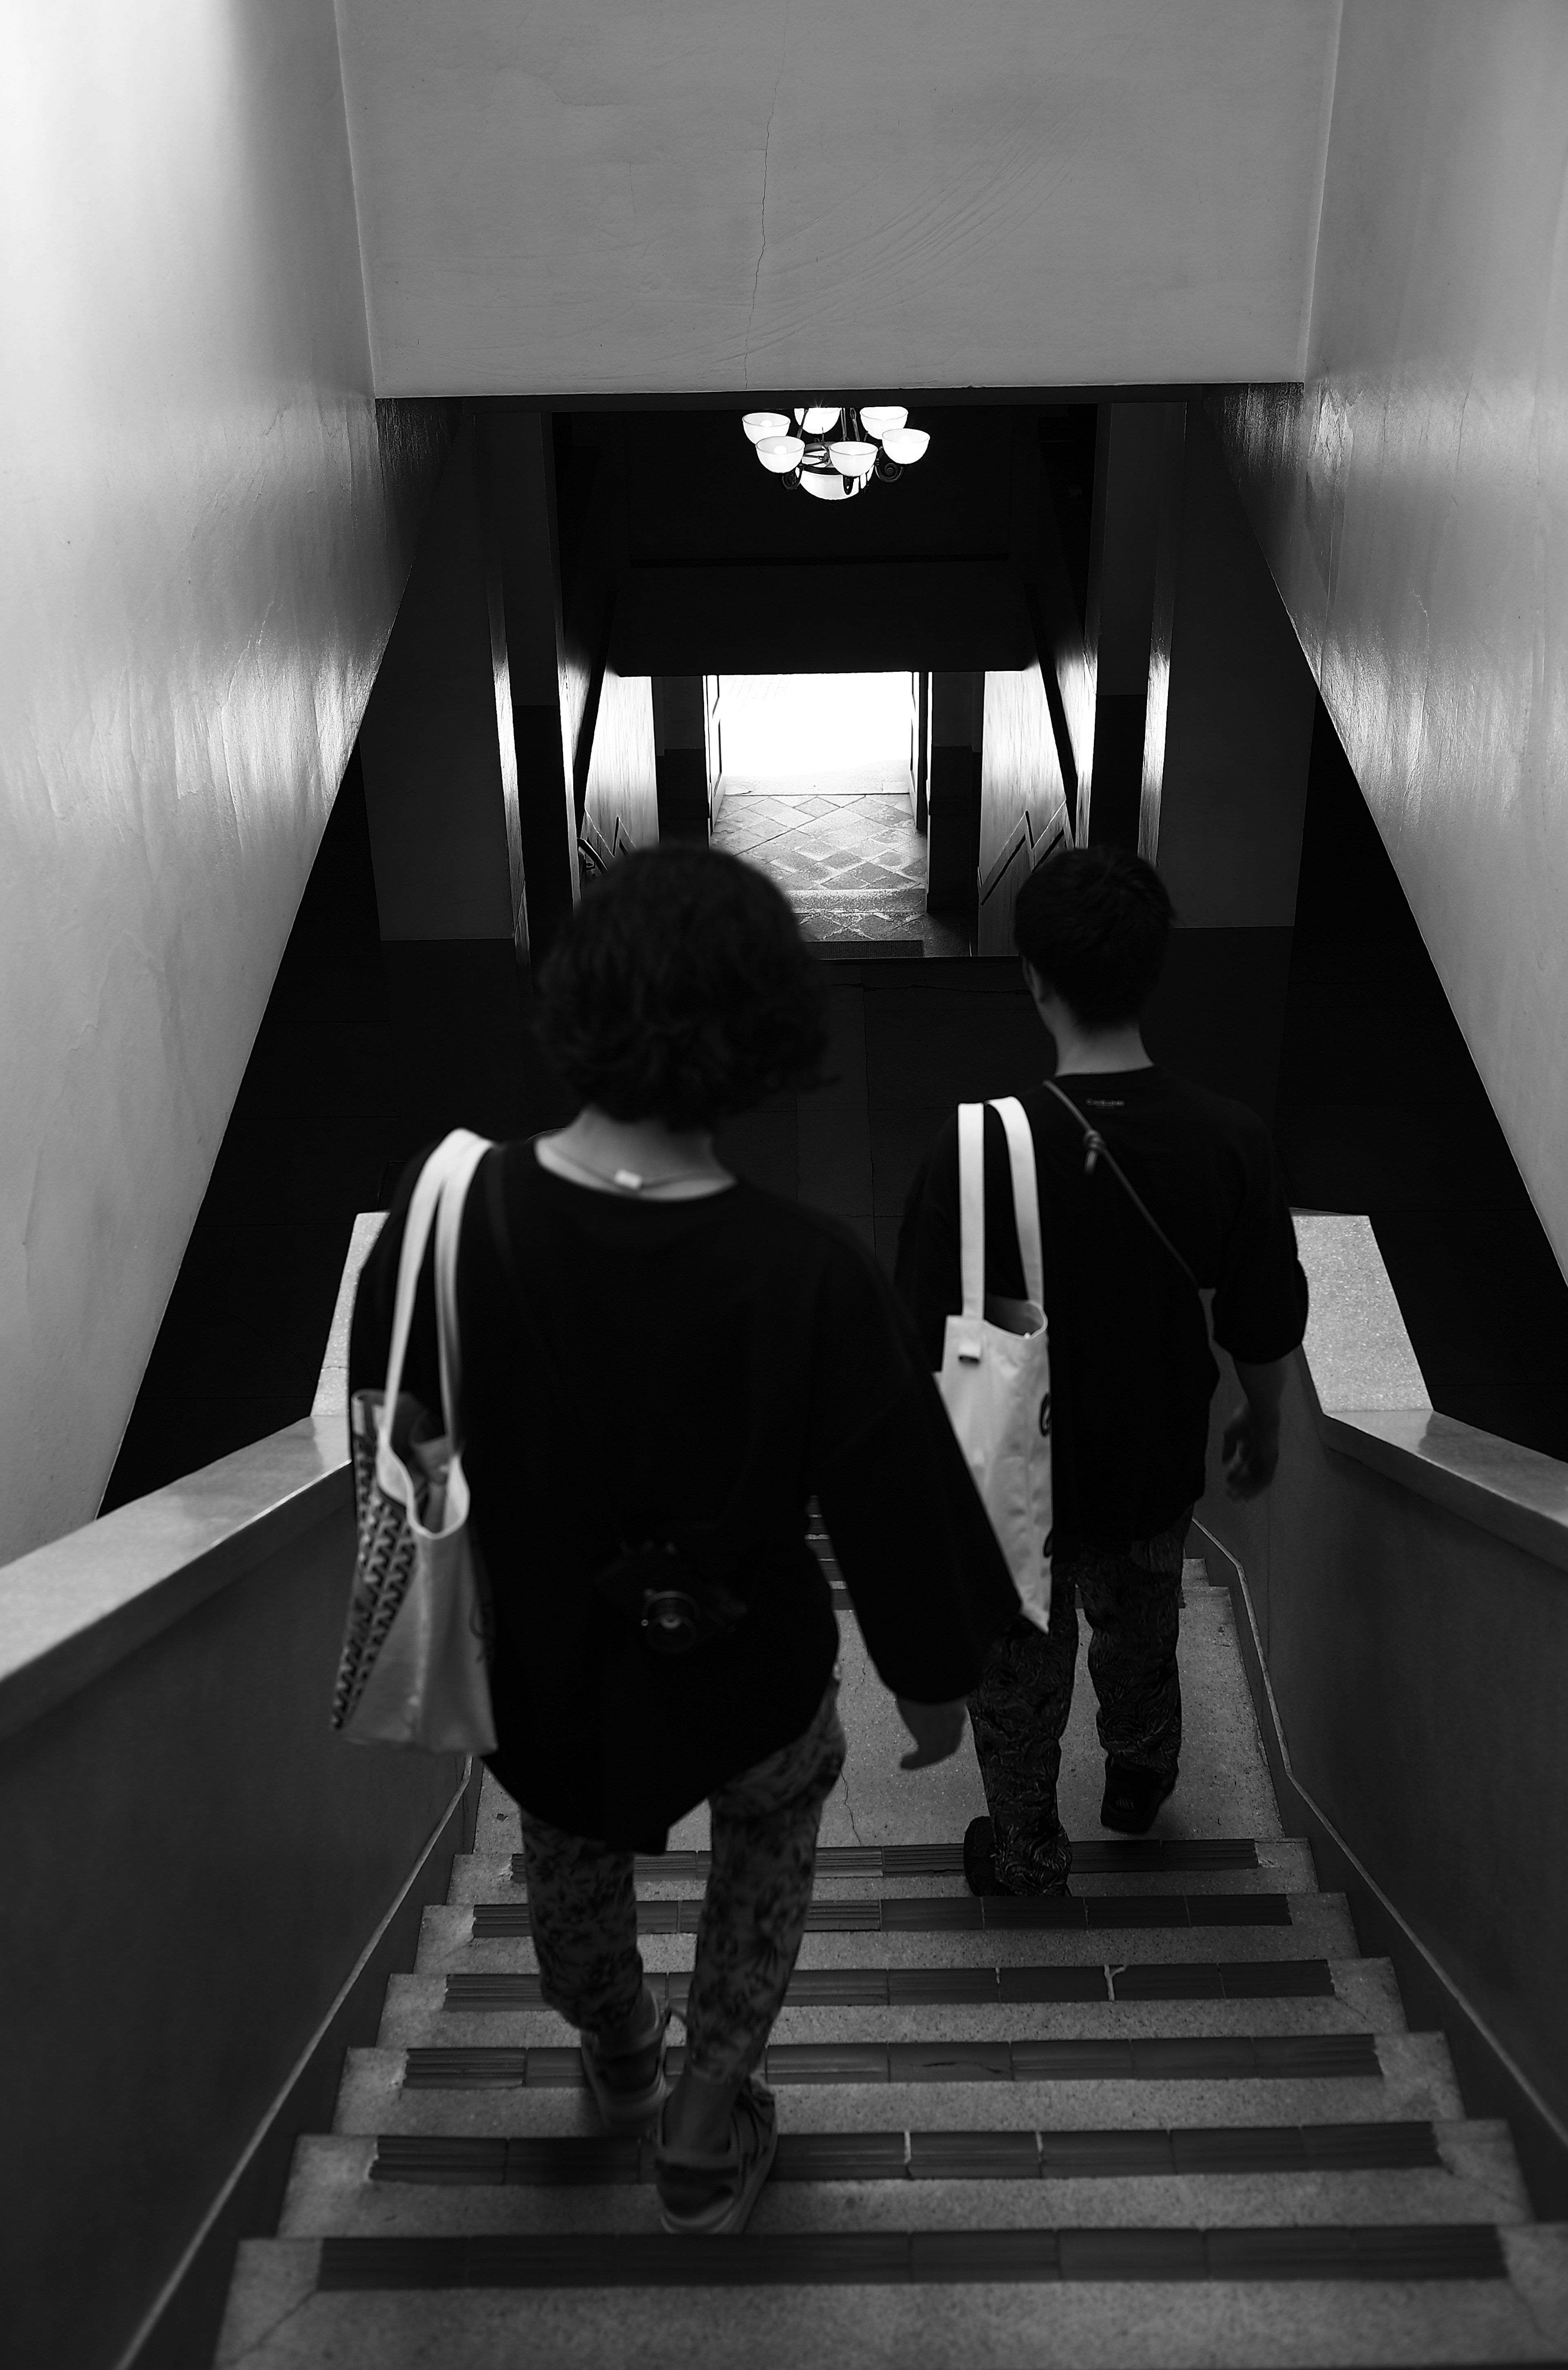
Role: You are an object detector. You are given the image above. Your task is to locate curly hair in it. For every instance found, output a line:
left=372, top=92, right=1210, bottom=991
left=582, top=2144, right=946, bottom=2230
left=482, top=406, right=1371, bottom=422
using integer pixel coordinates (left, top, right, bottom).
left=1013, top=843, right=1174, bottom=1024
left=535, top=844, right=830, bottom=1129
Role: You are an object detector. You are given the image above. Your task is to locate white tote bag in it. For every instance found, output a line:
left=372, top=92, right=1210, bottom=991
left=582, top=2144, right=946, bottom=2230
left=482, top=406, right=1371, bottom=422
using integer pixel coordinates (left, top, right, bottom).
left=937, top=1098, right=1053, bottom=1631
left=332, top=1128, right=498, bottom=1753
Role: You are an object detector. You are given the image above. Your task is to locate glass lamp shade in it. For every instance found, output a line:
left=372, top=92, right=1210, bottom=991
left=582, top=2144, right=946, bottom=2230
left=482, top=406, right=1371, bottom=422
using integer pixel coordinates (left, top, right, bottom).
left=755, top=435, right=805, bottom=474
left=828, top=439, right=878, bottom=475
left=858, top=406, right=909, bottom=439
left=742, top=410, right=791, bottom=444
left=880, top=427, right=930, bottom=465
left=797, top=468, right=862, bottom=501
left=796, top=405, right=841, bottom=434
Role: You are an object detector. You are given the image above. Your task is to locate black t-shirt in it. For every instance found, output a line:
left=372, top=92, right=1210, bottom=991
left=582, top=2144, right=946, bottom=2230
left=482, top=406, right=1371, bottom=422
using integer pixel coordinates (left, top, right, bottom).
left=349, top=1144, right=1018, bottom=1850
left=895, top=1069, right=1307, bottom=1552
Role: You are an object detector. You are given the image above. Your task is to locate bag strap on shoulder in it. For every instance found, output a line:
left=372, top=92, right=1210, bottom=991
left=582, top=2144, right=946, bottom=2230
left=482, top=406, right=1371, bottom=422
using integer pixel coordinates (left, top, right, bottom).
left=956, top=1103, right=986, bottom=1319
left=380, top=1132, right=489, bottom=1451
left=1038, top=1078, right=1200, bottom=1295
left=988, top=1097, right=1045, bottom=1309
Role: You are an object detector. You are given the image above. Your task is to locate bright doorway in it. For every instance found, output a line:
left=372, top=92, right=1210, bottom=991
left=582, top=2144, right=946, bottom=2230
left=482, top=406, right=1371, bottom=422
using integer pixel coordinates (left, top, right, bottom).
left=705, top=671, right=963, bottom=952
left=710, top=671, right=918, bottom=796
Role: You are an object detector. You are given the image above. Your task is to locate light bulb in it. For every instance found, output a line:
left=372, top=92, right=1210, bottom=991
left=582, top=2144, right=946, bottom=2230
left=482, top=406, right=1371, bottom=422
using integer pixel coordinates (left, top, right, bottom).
left=880, top=427, right=930, bottom=465
left=799, top=405, right=841, bottom=434
left=756, top=435, right=805, bottom=474
left=829, top=439, right=878, bottom=476
left=859, top=406, right=909, bottom=439
left=742, top=411, right=790, bottom=444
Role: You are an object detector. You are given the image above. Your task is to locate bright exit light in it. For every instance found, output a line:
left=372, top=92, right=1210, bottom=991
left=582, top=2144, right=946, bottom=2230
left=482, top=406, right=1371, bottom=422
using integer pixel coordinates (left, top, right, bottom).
left=711, top=673, right=915, bottom=786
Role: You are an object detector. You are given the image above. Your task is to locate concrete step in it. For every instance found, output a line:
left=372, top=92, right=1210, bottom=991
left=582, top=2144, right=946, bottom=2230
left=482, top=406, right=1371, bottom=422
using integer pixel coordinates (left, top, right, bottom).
left=332, top=2031, right=1466, bottom=2137
left=278, top=2120, right=1530, bottom=2239
left=448, top=1838, right=1320, bottom=1901
left=376, top=1958, right=1406, bottom=2051
left=414, top=1894, right=1361, bottom=1975
left=215, top=2225, right=1568, bottom=2369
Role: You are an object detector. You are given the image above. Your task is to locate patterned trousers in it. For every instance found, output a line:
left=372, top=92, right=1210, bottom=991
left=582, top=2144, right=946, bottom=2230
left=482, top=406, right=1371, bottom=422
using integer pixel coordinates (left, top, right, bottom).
left=519, top=1684, right=846, bottom=2085
left=968, top=1511, right=1191, bottom=1893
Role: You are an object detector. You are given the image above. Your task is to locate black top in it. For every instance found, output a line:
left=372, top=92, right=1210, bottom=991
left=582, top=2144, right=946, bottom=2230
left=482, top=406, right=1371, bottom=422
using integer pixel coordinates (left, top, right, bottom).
left=349, top=1144, right=1018, bottom=1850
left=895, top=1069, right=1308, bottom=1552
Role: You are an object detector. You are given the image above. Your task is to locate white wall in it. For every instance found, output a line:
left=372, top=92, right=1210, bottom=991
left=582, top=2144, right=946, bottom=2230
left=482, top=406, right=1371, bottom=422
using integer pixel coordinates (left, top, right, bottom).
left=335, top=0, right=1340, bottom=396
left=0, top=3, right=446, bottom=1562
left=1214, top=0, right=1568, bottom=1279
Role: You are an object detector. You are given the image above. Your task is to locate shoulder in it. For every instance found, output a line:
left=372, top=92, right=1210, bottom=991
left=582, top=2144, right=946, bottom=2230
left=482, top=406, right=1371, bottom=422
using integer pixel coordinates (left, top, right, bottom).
left=1138, top=1070, right=1278, bottom=1166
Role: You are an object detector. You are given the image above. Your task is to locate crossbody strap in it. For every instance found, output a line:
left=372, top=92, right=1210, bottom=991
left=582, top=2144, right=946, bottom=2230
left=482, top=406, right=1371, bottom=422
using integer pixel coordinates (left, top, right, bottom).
left=1039, top=1078, right=1200, bottom=1296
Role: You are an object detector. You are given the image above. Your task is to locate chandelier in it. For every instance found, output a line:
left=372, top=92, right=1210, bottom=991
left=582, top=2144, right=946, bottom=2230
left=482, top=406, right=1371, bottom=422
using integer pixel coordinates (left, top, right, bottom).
left=741, top=403, right=932, bottom=503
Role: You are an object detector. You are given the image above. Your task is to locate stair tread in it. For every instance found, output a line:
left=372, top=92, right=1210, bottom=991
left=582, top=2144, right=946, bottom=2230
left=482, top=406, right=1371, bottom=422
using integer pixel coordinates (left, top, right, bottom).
left=416, top=1898, right=1360, bottom=1976
left=448, top=1840, right=1316, bottom=1903
left=376, top=1960, right=1403, bottom=2049
left=332, top=2035, right=1464, bottom=2139
left=216, top=2234, right=1568, bottom=2370
left=278, top=2122, right=1532, bottom=2239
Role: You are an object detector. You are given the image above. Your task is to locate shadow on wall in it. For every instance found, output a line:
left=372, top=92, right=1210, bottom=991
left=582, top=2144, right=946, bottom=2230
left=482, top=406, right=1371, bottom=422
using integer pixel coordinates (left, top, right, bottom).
left=1274, top=702, right=1568, bottom=1462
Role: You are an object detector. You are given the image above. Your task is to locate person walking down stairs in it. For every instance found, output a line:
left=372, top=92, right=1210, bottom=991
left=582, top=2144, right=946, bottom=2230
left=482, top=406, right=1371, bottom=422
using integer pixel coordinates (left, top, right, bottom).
left=898, top=848, right=1309, bottom=1895
left=347, top=846, right=1018, bottom=2237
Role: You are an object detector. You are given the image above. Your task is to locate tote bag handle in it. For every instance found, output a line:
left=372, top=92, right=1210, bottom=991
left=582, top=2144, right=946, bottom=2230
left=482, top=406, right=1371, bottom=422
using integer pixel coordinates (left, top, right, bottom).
left=377, top=1130, right=490, bottom=1467
left=957, top=1099, right=1045, bottom=1319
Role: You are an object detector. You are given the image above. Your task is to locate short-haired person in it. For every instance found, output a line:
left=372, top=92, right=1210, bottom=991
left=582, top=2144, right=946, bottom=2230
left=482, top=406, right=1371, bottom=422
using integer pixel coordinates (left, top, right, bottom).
left=350, top=846, right=1017, bottom=2233
left=896, top=845, right=1307, bottom=1896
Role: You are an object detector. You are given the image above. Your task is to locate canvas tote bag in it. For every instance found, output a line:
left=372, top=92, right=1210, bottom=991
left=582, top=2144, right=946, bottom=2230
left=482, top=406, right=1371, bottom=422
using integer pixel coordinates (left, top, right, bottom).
left=937, top=1097, right=1054, bottom=1632
left=331, top=1128, right=497, bottom=1753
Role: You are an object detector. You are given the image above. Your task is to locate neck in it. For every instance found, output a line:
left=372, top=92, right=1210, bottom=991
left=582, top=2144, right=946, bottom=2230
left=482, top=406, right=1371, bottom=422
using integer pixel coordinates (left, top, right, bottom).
left=1050, top=1016, right=1151, bottom=1077
left=540, top=1106, right=732, bottom=1195
left=1022, top=964, right=1152, bottom=1077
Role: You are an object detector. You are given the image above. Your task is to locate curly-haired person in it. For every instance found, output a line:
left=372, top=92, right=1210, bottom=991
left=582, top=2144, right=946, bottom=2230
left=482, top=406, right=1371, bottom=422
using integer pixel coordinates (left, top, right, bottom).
left=350, top=844, right=1016, bottom=2238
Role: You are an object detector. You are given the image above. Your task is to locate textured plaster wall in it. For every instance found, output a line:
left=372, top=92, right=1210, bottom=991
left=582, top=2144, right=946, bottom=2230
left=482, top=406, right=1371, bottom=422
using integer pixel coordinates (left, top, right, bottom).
left=335, top=0, right=1339, bottom=396
left=0, top=3, right=446, bottom=1563
left=1214, top=1, right=1568, bottom=1275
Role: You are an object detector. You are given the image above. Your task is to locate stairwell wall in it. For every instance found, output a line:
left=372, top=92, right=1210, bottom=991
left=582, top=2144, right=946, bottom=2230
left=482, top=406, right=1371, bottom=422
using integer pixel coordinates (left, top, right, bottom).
left=0, top=1, right=448, bottom=1564
left=1212, top=0, right=1568, bottom=1283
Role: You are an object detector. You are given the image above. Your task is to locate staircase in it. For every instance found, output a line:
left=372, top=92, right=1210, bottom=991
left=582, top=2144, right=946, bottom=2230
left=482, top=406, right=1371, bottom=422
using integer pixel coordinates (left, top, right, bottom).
left=216, top=1559, right=1568, bottom=2366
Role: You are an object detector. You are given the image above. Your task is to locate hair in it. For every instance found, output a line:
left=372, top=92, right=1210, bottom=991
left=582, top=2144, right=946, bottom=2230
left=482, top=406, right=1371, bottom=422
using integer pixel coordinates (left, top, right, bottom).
left=1011, top=843, right=1174, bottom=1024
left=535, top=843, right=830, bottom=1129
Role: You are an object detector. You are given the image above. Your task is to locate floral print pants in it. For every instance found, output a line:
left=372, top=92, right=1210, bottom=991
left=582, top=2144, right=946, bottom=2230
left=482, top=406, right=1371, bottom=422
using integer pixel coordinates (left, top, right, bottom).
left=519, top=1683, right=846, bottom=2085
left=967, top=1511, right=1192, bottom=1893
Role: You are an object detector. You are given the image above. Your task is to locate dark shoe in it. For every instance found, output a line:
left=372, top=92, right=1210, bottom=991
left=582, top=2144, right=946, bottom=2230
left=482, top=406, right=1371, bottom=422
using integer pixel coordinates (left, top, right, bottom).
left=963, top=1816, right=1010, bottom=1895
left=655, top=2076, right=779, bottom=2235
left=1100, top=1760, right=1176, bottom=1835
left=580, top=1983, right=670, bottom=2132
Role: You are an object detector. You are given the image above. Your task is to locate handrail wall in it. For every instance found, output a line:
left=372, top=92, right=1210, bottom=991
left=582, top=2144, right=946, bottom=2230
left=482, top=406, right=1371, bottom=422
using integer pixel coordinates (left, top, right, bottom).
left=1197, top=1216, right=1568, bottom=2205
left=0, top=1418, right=469, bottom=2370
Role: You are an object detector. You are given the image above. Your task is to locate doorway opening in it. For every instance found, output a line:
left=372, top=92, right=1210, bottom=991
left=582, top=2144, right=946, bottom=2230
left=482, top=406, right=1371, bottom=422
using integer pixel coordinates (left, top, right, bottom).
left=705, top=672, right=964, bottom=953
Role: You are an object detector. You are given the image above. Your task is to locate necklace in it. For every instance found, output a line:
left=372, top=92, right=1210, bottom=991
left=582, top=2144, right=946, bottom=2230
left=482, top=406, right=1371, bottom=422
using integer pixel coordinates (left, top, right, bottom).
left=537, top=1140, right=729, bottom=1196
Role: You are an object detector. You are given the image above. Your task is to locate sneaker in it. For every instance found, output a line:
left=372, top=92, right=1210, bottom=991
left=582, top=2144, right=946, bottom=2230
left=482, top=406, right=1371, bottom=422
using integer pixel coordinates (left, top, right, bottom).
left=1100, top=1760, right=1176, bottom=1835
left=655, top=2076, right=779, bottom=2236
left=579, top=1984, right=670, bottom=2133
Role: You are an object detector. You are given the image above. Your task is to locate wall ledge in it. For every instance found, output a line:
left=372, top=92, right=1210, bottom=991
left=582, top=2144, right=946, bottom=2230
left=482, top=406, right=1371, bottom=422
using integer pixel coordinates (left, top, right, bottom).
left=0, top=1417, right=349, bottom=1748
left=1290, top=1209, right=1568, bottom=1573
left=1315, top=1403, right=1568, bottom=1575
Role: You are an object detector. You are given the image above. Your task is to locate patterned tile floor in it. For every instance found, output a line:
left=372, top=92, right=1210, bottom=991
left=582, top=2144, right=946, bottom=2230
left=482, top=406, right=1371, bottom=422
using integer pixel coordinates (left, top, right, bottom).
left=713, top=773, right=971, bottom=958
